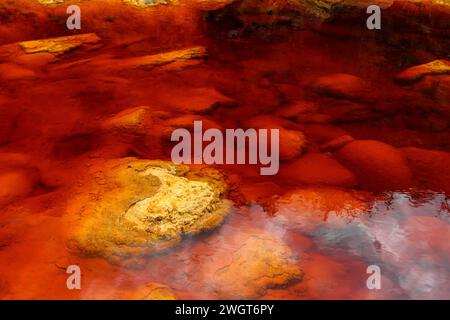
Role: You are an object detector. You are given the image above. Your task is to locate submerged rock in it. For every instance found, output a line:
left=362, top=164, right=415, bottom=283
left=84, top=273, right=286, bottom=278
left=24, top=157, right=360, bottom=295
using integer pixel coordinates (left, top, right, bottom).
left=137, top=283, right=177, bottom=300
left=19, top=34, right=101, bottom=55
left=86, top=47, right=208, bottom=74
left=201, top=231, right=303, bottom=299
left=401, top=147, right=450, bottom=195
left=335, top=140, right=414, bottom=192
left=0, top=168, right=39, bottom=207
left=123, top=0, right=171, bottom=6
left=156, top=86, right=236, bottom=113
left=11, top=52, right=56, bottom=68
left=242, top=115, right=307, bottom=161
left=278, top=128, right=307, bottom=161
left=119, top=283, right=177, bottom=300
left=101, top=107, right=154, bottom=135
left=273, top=187, right=372, bottom=231
left=115, top=47, right=207, bottom=72
left=280, top=153, right=357, bottom=188
left=312, top=73, right=372, bottom=101
left=319, top=134, right=354, bottom=151
left=72, top=159, right=232, bottom=264
left=395, top=60, right=450, bottom=84
left=321, top=101, right=375, bottom=122
left=277, top=101, right=318, bottom=119
left=0, top=63, right=36, bottom=81
left=394, top=60, right=450, bottom=118
left=162, top=115, right=223, bottom=141
left=302, top=124, right=349, bottom=142
left=37, top=0, right=64, bottom=4
left=411, top=74, right=450, bottom=117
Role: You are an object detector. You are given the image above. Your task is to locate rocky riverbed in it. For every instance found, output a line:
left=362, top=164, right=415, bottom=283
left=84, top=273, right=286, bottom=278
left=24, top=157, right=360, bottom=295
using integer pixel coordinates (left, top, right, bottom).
left=0, top=0, right=449, bottom=299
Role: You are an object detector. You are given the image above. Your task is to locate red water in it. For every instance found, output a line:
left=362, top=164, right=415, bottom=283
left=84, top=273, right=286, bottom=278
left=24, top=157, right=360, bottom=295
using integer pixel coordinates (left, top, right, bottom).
left=0, top=0, right=449, bottom=299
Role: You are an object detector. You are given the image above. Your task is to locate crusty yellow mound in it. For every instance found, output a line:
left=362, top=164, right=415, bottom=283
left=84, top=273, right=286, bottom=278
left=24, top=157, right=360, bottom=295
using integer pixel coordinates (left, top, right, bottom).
left=71, top=159, right=232, bottom=265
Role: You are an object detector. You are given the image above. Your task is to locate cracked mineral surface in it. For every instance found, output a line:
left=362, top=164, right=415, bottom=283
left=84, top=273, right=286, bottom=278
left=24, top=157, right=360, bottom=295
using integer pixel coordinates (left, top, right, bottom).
left=72, top=159, right=232, bottom=263
left=0, top=0, right=449, bottom=300
left=19, top=34, right=102, bottom=55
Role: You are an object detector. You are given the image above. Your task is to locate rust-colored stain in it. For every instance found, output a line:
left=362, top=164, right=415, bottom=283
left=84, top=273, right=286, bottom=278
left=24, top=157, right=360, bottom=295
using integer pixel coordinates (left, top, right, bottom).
left=0, top=0, right=449, bottom=300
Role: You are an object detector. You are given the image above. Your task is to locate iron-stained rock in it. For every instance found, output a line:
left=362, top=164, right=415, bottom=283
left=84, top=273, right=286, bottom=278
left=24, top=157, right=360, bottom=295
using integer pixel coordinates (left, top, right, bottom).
left=71, top=159, right=232, bottom=264
left=19, top=34, right=101, bottom=55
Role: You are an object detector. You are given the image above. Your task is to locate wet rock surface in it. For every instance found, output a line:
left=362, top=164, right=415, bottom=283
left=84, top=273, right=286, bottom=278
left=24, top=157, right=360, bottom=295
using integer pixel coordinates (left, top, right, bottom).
left=19, top=34, right=102, bottom=55
left=319, top=134, right=354, bottom=151
left=396, top=60, right=450, bottom=84
left=200, top=232, right=303, bottom=299
left=0, top=0, right=448, bottom=300
left=281, top=153, right=357, bottom=188
left=0, top=168, right=40, bottom=207
left=72, top=159, right=232, bottom=264
left=242, top=115, right=307, bottom=161
left=401, top=147, right=450, bottom=194
left=104, top=46, right=207, bottom=73
left=123, top=0, right=172, bottom=6
left=395, top=61, right=450, bottom=120
left=108, top=283, right=178, bottom=299
left=0, top=63, right=36, bottom=81
left=335, top=140, right=414, bottom=192
left=273, top=188, right=372, bottom=232
left=312, top=73, right=373, bottom=101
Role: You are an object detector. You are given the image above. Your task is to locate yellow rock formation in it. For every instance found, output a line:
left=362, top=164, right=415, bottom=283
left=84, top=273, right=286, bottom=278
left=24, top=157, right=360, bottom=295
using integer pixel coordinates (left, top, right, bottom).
left=71, top=159, right=232, bottom=264
left=19, top=34, right=101, bottom=55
